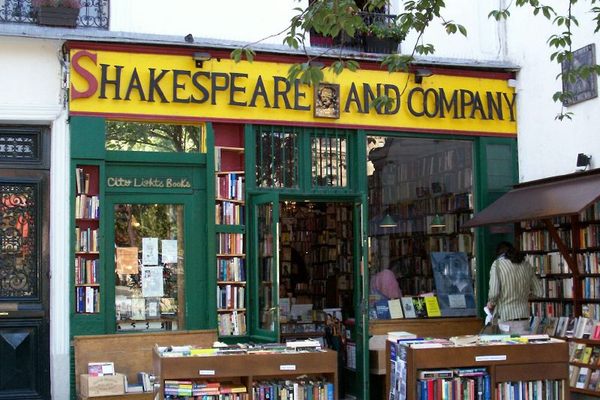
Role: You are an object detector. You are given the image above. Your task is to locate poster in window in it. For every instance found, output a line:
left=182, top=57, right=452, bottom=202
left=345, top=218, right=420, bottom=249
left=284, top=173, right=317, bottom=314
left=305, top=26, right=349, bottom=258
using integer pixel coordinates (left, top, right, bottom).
left=115, top=247, right=139, bottom=275
left=142, top=237, right=159, bottom=266
left=141, top=266, right=164, bottom=298
left=161, top=239, right=178, bottom=264
left=431, top=252, right=476, bottom=317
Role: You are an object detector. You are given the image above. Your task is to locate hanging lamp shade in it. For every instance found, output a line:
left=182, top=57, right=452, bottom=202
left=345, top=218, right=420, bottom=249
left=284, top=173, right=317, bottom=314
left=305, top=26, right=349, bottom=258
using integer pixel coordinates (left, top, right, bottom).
left=430, top=214, right=446, bottom=228
left=379, top=214, right=397, bottom=228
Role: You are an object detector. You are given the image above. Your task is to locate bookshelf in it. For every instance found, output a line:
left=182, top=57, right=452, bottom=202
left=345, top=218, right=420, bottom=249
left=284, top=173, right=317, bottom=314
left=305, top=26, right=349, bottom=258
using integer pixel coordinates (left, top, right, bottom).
left=215, top=125, right=246, bottom=337
left=278, top=202, right=353, bottom=341
left=514, top=201, right=600, bottom=397
left=74, top=165, right=101, bottom=314
left=152, top=346, right=338, bottom=400
left=522, top=202, right=600, bottom=322
left=386, top=339, right=570, bottom=400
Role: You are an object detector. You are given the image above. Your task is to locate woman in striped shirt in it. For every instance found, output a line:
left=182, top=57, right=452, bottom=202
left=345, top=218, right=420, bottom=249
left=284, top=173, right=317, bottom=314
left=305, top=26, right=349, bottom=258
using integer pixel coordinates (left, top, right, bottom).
left=486, top=241, right=543, bottom=335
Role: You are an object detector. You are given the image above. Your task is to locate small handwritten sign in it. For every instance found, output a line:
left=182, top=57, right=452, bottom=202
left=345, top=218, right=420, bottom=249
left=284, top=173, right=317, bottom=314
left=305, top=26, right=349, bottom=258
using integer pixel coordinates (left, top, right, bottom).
left=280, top=365, right=297, bottom=371
left=107, top=176, right=192, bottom=189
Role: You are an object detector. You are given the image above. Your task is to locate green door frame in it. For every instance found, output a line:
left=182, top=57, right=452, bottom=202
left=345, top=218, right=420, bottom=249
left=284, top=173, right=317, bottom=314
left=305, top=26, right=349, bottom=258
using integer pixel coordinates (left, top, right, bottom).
left=248, top=191, right=281, bottom=343
left=103, top=190, right=207, bottom=331
left=245, top=123, right=370, bottom=398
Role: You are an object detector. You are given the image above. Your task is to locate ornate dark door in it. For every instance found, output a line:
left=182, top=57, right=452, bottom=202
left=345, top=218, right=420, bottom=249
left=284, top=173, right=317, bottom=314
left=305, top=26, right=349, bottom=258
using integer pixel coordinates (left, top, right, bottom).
left=0, top=127, right=50, bottom=400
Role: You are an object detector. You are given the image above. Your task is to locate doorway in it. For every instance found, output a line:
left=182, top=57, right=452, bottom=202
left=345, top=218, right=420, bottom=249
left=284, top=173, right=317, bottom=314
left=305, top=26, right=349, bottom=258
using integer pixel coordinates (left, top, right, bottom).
left=250, top=196, right=361, bottom=399
left=0, top=126, right=50, bottom=400
left=279, top=200, right=356, bottom=398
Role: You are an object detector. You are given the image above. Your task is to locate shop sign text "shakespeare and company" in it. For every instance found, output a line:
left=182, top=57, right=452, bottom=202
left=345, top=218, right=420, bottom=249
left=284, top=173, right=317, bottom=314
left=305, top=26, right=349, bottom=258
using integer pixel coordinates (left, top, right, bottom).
left=69, top=48, right=517, bottom=135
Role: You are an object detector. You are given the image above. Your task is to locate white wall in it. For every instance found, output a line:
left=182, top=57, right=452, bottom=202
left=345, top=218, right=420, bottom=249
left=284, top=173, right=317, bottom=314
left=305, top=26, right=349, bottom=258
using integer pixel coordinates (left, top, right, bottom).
left=504, top=1, right=600, bottom=181
left=0, top=37, right=70, bottom=400
left=110, top=0, right=305, bottom=44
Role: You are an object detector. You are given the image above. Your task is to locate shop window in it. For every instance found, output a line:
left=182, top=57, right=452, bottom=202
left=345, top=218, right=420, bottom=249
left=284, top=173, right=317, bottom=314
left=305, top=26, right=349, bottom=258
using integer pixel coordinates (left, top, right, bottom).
left=105, top=121, right=204, bottom=153
left=255, top=126, right=299, bottom=189
left=114, top=203, right=185, bottom=331
left=367, top=136, right=477, bottom=317
left=311, top=132, right=348, bottom=189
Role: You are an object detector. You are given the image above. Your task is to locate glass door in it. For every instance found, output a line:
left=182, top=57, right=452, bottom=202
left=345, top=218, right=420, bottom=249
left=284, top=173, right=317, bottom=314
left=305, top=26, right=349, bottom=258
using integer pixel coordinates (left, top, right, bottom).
left=249, top=192, right=280, bottom=342
left=104, top=193, right=203, bottom=332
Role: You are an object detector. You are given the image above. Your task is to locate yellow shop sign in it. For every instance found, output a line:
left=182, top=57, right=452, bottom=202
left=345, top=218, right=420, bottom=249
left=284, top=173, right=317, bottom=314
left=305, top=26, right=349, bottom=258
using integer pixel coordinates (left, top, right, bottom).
left=69, top=47, right=517, bottom=135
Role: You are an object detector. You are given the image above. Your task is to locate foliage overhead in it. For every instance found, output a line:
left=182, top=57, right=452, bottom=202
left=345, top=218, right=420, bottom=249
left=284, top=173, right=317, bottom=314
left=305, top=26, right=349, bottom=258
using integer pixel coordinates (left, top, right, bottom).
left=231, top=0, right=600, bottom=119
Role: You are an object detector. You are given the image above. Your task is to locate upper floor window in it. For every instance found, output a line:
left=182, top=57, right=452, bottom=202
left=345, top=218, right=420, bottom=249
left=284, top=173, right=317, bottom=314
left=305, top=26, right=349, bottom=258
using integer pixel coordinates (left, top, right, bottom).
left=105, top=121, right=204, bottom=153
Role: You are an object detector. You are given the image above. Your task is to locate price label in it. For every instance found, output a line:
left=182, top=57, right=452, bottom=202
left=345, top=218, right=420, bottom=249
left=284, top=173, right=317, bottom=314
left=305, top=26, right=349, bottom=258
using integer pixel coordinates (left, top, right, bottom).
left=280, top=364, right=297, bottom=371
left=199, top=370, right=215, bottom=376
left=475, top=355, right=506, bottom=362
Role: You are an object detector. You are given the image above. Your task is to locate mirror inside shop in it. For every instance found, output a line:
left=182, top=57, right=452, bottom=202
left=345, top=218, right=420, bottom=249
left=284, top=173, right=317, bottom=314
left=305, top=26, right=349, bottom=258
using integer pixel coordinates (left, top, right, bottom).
left=367, top=136, right=477, bottom=319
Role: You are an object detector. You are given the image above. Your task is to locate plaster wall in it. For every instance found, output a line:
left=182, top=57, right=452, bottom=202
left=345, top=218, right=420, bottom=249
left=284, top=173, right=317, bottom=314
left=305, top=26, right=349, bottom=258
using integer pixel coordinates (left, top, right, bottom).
left=0, top=36, right=70, bottom=400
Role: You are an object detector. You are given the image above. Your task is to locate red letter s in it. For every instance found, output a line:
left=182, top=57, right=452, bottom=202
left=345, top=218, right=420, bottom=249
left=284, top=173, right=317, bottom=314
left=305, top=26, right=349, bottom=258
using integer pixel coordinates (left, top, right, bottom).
left=71, top=50, right=98, bottom=100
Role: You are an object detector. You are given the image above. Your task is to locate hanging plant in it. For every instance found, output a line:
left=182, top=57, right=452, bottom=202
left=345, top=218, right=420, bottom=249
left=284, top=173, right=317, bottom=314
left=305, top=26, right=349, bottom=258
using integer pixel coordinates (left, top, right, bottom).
left=32, top=0, right=81, bottom=28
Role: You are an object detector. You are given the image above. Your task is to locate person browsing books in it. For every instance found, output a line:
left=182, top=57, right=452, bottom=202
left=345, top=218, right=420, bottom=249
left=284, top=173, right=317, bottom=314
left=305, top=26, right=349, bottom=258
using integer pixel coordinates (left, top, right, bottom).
left=486, top=241, right=543, bottom=334
left=370, top=266, right=402, bottom=299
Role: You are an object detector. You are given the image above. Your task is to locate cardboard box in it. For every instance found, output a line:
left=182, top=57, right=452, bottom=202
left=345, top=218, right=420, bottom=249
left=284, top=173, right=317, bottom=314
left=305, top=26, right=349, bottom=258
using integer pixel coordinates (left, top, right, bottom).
left=80, top=373, right=125, bottom=397
left=370, top=349, right=387, bottom=375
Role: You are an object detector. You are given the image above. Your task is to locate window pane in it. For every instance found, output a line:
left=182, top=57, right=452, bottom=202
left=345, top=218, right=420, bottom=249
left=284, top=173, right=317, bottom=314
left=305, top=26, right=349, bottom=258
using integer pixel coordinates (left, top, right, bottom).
left=257, top=202, right=275, bottom=331
left=367, top=136, right=476, bottom=315
left=114, top=204, right=184, bottom=331
left=0, top=182, right=37, bottom=298
left=255, top=127, right=298, bottom=188
left=106, top=121, right=203, bottom=153
left=311, top=134, right=348, bottom=188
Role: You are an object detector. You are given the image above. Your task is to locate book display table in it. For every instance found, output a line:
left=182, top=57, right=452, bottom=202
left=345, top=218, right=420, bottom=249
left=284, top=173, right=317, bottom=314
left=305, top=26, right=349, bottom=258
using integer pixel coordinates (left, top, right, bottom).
left=152, top=345, right=337, bottom=400
left=386, top=337, right=569, bottom=400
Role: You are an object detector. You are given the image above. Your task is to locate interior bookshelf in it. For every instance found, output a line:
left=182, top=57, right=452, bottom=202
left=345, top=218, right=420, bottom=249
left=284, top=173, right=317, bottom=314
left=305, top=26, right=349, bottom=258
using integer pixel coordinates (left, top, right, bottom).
left=278, top=202, right=353, bottom=342
left=74, top=164, right=101, bottom=314
left=367, top=138, right=475, bottom=305
left=386, top=339, right=570, bottom=400
left=214, top=125, right=246, bottom=337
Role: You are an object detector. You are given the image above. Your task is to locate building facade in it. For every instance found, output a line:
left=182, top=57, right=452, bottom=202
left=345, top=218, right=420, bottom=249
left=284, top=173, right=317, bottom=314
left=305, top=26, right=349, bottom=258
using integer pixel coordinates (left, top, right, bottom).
left=1, top=1, right=596, bottom=399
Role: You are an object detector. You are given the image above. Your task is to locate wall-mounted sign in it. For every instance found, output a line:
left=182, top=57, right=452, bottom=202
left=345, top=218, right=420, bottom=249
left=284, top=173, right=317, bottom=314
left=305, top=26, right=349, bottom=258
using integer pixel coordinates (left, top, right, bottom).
left=561, top=44, right=598, bottom=106
left=69, top=45, right=517, bottom=136
left=106, top=176, right=192, bottom=189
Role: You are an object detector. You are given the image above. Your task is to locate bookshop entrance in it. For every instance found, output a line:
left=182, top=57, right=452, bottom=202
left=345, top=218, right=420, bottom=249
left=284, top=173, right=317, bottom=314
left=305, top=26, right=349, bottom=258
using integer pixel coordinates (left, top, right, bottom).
left=250, top=195, right=364, bottom=398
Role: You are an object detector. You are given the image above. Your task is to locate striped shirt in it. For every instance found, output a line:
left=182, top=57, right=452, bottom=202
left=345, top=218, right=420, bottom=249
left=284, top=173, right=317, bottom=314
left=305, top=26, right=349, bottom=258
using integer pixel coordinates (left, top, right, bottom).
left=488, top=256, right=543, bottom=322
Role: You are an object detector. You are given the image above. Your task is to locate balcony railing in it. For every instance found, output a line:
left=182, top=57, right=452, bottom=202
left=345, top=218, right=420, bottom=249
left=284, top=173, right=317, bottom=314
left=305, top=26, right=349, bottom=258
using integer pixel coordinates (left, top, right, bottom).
left=0, top=0, right=109, bottom=29
left=310, top=12, right=400, bottom=54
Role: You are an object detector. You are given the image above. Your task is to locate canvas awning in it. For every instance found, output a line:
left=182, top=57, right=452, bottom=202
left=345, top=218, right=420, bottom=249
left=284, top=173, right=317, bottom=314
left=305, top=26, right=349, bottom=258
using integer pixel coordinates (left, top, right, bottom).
left=463, top=169, right=600, bottom=228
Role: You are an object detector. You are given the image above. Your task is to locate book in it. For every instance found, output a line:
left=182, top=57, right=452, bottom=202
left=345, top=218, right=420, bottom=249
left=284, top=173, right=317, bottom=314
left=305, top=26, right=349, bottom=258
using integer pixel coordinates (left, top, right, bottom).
left=571, top=343, right=586, bottom=362
left=576, top=367, right=590, bottom=389
left=582, top=346, right=594, bottom=364
left=374, top=299, right=391, bottom=319
left=388, top=299, right=404, bottom=319
left=589, top=346, right=600, bottom=366
left=424, top=296, right=441, bottom=317
left=87, top=361, right=114, bottom=376
left=589, top=370, right=600, bottom=391
left=418, top=369, right=454, bottom=379
left=400, top=297, right=417, bottom=318
left=412, top=297, right=428, bottom=318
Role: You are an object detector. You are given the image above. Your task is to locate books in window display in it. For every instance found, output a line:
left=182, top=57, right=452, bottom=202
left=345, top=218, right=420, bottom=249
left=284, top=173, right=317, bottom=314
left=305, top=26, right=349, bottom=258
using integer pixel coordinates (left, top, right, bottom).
left=430, top=252, right=476, bottom=317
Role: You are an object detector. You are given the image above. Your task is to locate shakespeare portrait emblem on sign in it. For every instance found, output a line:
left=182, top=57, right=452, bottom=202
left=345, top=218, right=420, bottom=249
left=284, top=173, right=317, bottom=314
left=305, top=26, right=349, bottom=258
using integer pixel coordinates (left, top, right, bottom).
left=314, top=83, right=340, bottom=119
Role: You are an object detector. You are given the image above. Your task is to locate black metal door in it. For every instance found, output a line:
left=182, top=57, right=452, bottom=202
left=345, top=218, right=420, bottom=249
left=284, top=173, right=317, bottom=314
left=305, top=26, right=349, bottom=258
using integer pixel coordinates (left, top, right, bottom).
left=0, top=127, right=50, bottom=400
